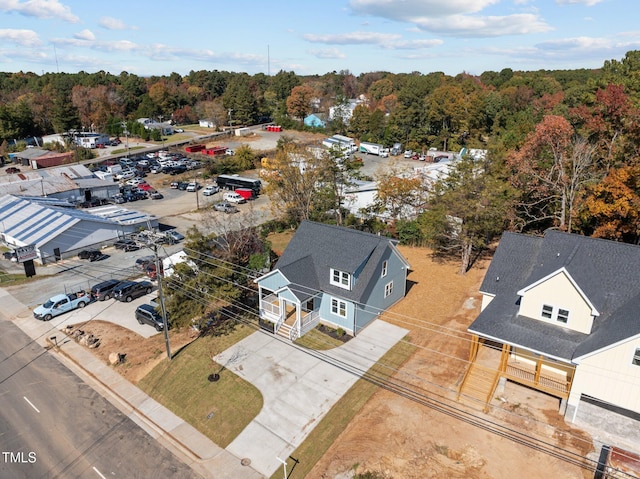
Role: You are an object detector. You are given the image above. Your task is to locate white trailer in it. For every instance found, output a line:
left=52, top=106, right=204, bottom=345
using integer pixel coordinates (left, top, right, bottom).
left=359, top=142, right=384, bottom=155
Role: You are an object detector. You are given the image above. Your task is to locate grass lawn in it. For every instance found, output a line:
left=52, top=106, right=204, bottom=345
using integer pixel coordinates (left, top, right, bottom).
left=294, top=328, right=347, bottom=350
left=138, top=324, right=262, bottom=447
left=269, top=338, right=416, bottom=479
left=266, top=230, right=295, bottom=256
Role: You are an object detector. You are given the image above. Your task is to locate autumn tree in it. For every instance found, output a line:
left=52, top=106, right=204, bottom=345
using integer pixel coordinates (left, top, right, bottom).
left=580, top=165, right=640, bottom=244
left=373, top=166, right=429, bottom=221
left=420, top=155, right=514, bottom=274
left=507, top=115, right=596, bottom=233
left=263, top=142, right=333, bottom=224
left=286, top=84, right=316, bottom=121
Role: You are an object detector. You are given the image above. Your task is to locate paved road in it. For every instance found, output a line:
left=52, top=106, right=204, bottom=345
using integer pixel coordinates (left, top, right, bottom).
left=0, top=320, right=199, bottom=479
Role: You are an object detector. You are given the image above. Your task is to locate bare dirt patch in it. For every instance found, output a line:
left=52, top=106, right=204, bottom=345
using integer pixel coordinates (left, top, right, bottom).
left=65, top=320, right=197, bottom=383
left=307, top=246, right=594, bottom=479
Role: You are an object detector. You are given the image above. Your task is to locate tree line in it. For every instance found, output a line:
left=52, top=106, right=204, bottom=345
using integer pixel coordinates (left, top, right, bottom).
left=1, top=50, right=640, bottom=273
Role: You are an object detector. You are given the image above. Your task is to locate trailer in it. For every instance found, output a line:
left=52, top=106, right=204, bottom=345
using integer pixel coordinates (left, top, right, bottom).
left=359, top=142, right=384, bottom=155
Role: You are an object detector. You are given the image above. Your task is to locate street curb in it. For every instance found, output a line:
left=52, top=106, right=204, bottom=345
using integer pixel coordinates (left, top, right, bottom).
left=45, top=334, right=205, bottom=462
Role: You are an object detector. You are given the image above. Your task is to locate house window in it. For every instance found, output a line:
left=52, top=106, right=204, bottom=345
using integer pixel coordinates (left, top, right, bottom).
left=541, top=304, right=570, bottom=324
left=331, top=298, right=347, bottom=318
left=381, top=260, right=388, bottom=278
left=557, top=309, right=570, bottom=323
left=633, top=348, right=640, bottom=366
left=330, top=268, right=351, bottom=290
left=384, top=281, right=394, bottom=298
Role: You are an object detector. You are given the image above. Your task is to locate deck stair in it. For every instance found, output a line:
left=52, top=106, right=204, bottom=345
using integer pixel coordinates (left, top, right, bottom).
left=458, top=363, right=499, bottom=412
left=276, top=322, right=293, bottom=341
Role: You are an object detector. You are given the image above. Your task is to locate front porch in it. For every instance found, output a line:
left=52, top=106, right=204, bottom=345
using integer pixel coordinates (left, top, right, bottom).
left=258, top=292, right=321, bottom=341
left=458, top=336, right=575, bottom=411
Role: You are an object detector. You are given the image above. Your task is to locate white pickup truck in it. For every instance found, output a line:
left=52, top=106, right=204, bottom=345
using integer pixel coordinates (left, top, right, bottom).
left=33, top=291, right=90, bottom=321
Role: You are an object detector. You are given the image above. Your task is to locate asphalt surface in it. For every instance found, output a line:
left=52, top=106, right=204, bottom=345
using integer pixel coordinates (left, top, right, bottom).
left=0, top=320, right=198, bottom=479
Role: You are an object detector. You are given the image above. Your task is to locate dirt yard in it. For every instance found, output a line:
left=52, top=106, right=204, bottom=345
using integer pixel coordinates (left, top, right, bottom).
left=306, top=245, right=594, bottom=479
left=67, top=244, right=595, bottom=479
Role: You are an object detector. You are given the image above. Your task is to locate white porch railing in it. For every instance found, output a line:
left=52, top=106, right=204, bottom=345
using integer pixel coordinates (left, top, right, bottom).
left=259, top=294, right=281, bottom=320
left=289, top=310, right=320, bottom=341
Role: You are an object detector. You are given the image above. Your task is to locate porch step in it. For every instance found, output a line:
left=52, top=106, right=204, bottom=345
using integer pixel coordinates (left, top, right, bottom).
left=276, top=323, right=293, bottom=341
left=458, top=363, right=499, bottom=411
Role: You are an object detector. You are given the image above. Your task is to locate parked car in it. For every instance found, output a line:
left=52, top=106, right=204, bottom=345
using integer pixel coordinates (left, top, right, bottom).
left=135, top=304, right=167, bottom=331
left=403, top=150, right=413, bottom=158
left=90, top=279, right=123, bottom=301
left=5, top=167, right=21, bottom=174
left=149, top=191, right=163, bottom=200
left=177, top=181, right=189, bottom=191
left=165, top=230, right=185, bottom=243
left=170, top=181, right=179, bottom=189
left=202, top=185, right=219, bottom=196
left=114, top=238, right=136, bottom=250
left=213, top=202, right=238, bottom=214
left=112, top=280, right=153, bottom=302
left=223, top=192, right=247, bottom=204
left=78, top=249, right=107, bottom=261
left=145, top=263, right=164, bottom=280
left=186, top=182, right=200, bottom=192
left=135, top=255, right=155, bottom=270
left=2, top=250, right=17, bottom=261
left=112, top=194, right=126, bottom=204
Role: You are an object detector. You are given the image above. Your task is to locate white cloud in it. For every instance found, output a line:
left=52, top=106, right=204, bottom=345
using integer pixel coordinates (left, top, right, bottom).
left=349, top=0, right=499, bottom=18
left=415, top=13, right=552, bottom=37
left=556, top=0, right=603, bottom=5
left=73, top=29, right=94, bottom=41
left=99, top=16, right=134, bottom=31
left=308, top=48, right=347, bottom=59
left=304, top=31, right=401, bottom=45
left=0, top=28, right=41, bottom=46
left=0, top=0, right=79, bottom=23
left=348, top=0, right=551, bottom=37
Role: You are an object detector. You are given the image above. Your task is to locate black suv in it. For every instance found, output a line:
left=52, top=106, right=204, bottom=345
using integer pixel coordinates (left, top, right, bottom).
left=90, top=279, right=123, bottom=301
left=112, top=281, right=153, bottom=302
left=135, top=304, right=167, bottom=331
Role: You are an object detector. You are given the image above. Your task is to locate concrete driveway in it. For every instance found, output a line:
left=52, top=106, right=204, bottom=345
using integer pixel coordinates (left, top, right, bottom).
left=43, top=290, right=161, bottom=339
left=215, top=319, right=408, bottom=476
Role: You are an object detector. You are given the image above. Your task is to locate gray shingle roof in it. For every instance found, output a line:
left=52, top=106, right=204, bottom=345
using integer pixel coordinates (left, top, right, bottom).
left=275, top=220, right=402, bottom=302
left=469, top=230, right=640, bottom=361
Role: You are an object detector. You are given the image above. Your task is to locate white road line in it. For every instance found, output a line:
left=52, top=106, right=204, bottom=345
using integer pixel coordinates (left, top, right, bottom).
left=93, top=466, right=106, bottom=479
left=23, top=396, right=40, bottom=413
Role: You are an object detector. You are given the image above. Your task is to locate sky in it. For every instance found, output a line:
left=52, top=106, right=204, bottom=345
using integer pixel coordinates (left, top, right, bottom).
left=0, top=0, right=638, bottom=78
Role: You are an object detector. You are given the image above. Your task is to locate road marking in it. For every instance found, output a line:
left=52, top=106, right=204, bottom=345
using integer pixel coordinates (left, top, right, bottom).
left=93, top=466, right=106, bottom=478
left=23, top=396, right=40, bottom=413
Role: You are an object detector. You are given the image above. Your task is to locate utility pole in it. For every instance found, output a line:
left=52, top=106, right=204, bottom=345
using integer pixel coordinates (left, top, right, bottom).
left=135, top=229, right=172, bottom=360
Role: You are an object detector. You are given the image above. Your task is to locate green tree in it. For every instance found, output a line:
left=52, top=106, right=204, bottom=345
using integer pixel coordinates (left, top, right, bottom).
left=223, top=74, right=257, bottom=125
left=420, top=155, right=514, bottom=274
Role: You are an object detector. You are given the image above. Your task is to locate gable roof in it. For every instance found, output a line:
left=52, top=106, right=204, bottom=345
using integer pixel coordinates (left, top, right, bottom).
left=273, top=220, right=407, bottom=302
left=470, top=230, right=640, bottom=361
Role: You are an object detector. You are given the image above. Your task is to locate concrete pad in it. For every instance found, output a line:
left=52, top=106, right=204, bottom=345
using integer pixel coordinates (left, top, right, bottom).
left=169, top=421, right=222, bottom=461
left=221, top=319, right=409, bottom=477
left=202, top=449, right=265, bottom=479
left=227, top=421, right=293, bottom=476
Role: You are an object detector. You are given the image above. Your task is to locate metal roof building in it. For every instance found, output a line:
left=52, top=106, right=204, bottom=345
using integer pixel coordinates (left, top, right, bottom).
left=0, top=195, right=155, bottom=263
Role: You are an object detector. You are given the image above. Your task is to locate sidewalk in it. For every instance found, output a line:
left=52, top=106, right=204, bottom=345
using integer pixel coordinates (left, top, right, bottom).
left=1, top=287, right=408, bottom=478
left=0, top=289, right=264, bottom=479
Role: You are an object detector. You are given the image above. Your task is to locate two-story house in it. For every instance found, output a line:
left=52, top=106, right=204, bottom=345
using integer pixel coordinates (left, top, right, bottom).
left=255, top=221, right=410, bottom=341
left=459, top=230, right=640, bottom=429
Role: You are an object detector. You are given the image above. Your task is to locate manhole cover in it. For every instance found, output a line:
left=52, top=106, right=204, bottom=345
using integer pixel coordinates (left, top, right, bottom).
left=208, top=373, right=220, bottom=382
left=241, top=458, right=251, bottom=466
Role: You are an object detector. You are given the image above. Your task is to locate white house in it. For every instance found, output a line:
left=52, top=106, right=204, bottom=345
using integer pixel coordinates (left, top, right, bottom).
left=460, top=230, right=640, bottom=440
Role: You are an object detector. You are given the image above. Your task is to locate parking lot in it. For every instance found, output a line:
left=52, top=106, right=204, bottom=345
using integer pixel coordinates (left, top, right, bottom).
left=42, top=286, right=162, bottom=339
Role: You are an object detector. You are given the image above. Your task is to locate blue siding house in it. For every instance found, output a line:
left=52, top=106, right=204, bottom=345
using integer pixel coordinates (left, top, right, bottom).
left=303, top=114, right=326, bottom=128
left=255, top=221, right=410, bottom=340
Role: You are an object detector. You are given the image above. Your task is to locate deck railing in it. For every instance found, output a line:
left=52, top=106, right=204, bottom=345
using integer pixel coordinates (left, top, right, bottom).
left=505, top=363, right=571, bottom=399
